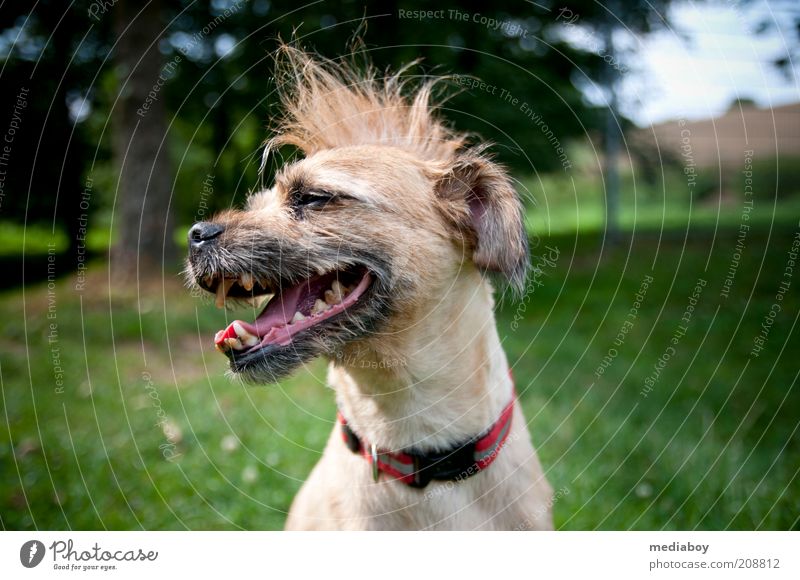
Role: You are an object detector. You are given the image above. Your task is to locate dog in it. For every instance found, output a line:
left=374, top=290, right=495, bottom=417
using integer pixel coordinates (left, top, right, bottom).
left=186, top=45, right=554, bottom=530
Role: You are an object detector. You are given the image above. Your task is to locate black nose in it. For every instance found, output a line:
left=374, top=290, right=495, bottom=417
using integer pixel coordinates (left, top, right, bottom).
left=188, top=222, right=224, bottom=249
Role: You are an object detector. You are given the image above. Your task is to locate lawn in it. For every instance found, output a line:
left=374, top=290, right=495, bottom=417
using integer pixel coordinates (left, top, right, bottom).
left=520, top=160, right=800, bottom=236
left=1, top=224, right=798, bottom=530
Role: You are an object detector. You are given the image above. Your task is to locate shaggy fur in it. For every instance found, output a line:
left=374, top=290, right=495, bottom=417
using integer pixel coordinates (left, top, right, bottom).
left=186, top=45, right=553, bottom=530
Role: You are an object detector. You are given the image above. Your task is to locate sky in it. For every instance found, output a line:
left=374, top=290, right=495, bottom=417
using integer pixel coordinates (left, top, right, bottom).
left=612, top=0, right=800, bottom=126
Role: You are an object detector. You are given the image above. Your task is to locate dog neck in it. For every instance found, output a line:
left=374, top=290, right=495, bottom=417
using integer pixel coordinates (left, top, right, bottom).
left=329, top=268, right=514, bottom=451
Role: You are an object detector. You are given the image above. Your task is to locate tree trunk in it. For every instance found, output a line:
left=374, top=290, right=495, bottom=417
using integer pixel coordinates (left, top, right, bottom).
left=111, top=0, right=175, bottom=280
left=602, top=18, right=621, bottom=245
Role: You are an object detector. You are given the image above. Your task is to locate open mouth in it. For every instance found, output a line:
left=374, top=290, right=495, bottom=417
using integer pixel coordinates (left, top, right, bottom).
left=203, top=267, right=373, bottom=357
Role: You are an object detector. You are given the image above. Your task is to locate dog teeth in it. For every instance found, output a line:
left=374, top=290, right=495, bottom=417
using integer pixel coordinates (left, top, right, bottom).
left=215, top=279, right=235, bottom=308
left=291, top=311, right=306, bottom=323
left=240, top=273, right=254, bottom=291
left=232, top=322, right=259, bottom=347
left=223, top=337, right=243, bottom=350
left=331, top=280, right=345, bottom=303
left=311, top=299, right=330, bottom=315
left=322, top=280, right=353, bottom=307
left=324, top=289, right=339, bottom=306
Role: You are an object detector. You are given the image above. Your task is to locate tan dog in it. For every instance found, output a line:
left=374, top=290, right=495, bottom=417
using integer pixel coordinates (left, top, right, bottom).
left=186, top=46, right=553, bottom=530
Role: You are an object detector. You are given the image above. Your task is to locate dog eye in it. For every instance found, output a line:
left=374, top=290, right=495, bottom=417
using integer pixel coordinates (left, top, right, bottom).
left=294, top=190, right=333, bottom=211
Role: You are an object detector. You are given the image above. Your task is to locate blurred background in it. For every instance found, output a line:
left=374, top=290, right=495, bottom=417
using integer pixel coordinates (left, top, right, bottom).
left=1, top=0, right=798, bottom=530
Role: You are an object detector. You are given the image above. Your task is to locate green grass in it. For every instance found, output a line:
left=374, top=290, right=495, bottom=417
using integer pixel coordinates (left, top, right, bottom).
left=0, top=220, right=111, bottom=256
left=521, top=168, right=800, bottom=237
left=0, top=222, right=68, bottom=256
left=1, top=225, right=799, bottom=530
left=505, top=227, right=800, bottom=530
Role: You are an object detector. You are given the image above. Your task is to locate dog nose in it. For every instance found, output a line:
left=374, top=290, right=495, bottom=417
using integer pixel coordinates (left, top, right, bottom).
left=188, top=222, right=224, bottom=249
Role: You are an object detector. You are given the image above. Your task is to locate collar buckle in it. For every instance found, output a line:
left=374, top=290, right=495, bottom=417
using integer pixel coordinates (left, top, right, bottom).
left=370, top=443, right=380, bottom=483
left=409, top=441, right=478, bottom=488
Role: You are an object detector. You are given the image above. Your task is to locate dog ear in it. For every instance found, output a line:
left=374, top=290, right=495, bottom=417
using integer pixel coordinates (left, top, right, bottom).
left=436, top=151, right=529, bottom=293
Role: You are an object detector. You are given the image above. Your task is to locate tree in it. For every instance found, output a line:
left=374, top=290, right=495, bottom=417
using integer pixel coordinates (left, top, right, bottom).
left=0, top=0, right=678, bottom=279
left=0, top=1, right=97, bottom=270
left=110, top=0, right=176, bottom=279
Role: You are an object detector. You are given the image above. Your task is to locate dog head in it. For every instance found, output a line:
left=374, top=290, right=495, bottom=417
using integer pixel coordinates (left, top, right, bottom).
left=186, top=46, right=529, bottom=383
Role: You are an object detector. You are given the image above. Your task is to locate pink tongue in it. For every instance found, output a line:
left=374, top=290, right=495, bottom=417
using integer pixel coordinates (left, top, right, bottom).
left=250, top=282, right=305, bottom=336
left=214, top=282, right=305, bottom=346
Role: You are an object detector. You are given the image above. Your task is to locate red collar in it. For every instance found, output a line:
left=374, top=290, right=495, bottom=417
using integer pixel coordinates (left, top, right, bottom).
left=338, top=388, right=516, bottom=489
